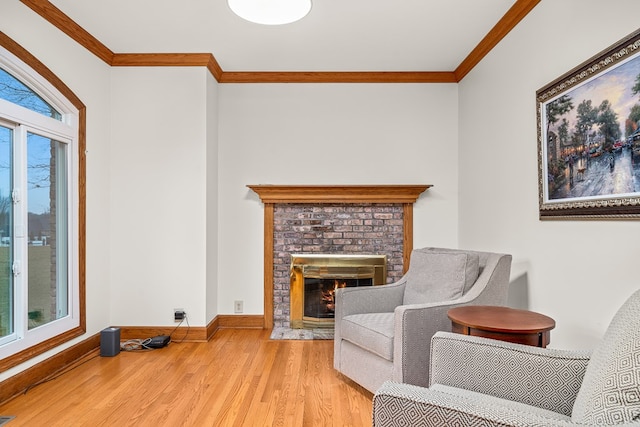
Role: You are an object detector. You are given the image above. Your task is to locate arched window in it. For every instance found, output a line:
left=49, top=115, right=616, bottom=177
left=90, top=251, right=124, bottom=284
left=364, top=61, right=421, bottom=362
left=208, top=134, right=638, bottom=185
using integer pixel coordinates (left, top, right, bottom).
left=0, top=68, right=62, bottom=120
left=0, top=37, right=84, bottom=369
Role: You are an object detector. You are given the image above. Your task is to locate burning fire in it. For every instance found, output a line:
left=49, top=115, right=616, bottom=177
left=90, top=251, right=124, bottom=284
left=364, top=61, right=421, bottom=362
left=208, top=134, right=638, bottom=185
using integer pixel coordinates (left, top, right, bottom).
left=322, top=280, right=347, bottom=313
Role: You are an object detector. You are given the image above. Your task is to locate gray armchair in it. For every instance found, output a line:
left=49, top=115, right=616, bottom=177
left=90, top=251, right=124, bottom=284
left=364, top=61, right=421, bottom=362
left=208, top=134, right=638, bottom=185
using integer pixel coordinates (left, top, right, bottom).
left=372, top=289, right=640, bottom=426
left=333, top=247, right=512, bottom=393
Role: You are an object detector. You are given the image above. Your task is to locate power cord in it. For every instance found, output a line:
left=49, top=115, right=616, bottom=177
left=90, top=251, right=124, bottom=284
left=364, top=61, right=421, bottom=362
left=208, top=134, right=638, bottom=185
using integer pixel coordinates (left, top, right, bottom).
left=120, top=337, right=155, bottom=352
left=120, top=312, right=190, bottom=351
left=169, top=313, right=190, bottom=343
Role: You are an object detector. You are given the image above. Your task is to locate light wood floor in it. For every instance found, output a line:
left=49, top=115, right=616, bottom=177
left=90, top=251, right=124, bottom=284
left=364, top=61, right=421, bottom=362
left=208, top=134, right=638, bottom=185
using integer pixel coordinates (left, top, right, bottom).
left=0, top=329, right=374, bottom=426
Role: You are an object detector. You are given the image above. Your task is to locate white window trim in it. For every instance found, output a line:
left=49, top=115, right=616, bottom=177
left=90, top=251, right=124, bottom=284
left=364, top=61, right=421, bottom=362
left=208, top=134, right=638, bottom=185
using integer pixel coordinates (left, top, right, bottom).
left=0, top=45, right=80, bottom=359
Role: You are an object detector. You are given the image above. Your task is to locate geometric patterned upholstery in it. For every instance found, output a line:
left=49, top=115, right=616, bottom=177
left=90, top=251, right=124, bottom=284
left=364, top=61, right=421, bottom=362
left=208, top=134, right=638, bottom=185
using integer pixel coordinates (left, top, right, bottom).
left=430, top=332, right=591, bottom=416
left=372, top=289, right=640, bottom=427
left=429, top=384, right=573, bottom=420
left=571, top=289, right=640, bottom=424
left=373, top=382, right=573, bottom=427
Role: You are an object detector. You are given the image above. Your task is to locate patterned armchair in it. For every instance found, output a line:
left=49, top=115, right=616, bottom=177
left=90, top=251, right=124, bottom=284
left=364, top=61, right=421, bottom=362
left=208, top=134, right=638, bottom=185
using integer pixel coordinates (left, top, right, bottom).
left=333, top=247, right=512, bottom=393
left=373, top=289, right=640, bottom=426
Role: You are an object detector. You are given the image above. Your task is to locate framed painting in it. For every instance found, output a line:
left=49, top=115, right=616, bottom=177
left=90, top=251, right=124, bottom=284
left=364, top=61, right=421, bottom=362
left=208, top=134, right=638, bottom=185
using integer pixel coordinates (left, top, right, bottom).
left=537, top=28, right=640, bottom=219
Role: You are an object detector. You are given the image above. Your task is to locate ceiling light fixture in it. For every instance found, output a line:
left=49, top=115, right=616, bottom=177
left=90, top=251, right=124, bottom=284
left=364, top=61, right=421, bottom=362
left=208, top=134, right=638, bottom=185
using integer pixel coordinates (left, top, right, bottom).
left=228, top=0, right=312, bottom=25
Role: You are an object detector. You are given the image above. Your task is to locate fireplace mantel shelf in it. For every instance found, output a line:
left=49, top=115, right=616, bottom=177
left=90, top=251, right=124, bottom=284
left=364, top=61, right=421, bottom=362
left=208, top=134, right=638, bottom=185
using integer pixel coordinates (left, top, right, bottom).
left=247, top=184, right=432, bottom=204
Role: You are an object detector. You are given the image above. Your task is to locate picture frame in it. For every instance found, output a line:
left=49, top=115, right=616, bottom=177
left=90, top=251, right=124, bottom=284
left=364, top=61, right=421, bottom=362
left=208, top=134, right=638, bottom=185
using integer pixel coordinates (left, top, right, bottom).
left=537, top=28, right=640, bottom=219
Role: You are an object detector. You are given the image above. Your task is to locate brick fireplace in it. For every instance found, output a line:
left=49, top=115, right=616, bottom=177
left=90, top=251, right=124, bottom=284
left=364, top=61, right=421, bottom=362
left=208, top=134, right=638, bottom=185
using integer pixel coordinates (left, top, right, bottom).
left=248, top=185, right=431, bottom=329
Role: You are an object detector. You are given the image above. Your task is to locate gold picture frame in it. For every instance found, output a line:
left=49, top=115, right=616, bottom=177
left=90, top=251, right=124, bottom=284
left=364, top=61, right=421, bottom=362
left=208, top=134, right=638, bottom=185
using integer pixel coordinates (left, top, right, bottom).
left=537, top=28, right=640, bottom=219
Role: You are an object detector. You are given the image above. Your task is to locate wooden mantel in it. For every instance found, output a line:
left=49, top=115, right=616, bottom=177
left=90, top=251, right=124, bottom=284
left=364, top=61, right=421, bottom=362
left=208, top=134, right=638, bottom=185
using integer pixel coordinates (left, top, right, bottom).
left=247, top=184, right=432, bottom=329
left=247, top=184, right=431, bottom=204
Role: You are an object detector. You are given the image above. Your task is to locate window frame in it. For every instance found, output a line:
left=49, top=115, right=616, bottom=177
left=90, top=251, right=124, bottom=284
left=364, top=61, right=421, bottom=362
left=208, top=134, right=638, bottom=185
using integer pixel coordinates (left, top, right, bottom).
left=0, top=33, right=85, bottom=372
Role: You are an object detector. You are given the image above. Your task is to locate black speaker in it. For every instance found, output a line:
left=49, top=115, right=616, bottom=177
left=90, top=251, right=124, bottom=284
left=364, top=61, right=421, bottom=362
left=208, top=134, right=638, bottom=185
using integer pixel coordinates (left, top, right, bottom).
left=100, top=327, right=121, bottom=357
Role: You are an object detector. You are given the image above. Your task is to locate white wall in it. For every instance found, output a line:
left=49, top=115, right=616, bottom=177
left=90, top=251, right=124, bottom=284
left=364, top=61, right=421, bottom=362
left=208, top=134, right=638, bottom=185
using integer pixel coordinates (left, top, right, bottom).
left=458, top=0, right=640, bottom=349
left=217, top=83, right=460, bottom=315
left=0, top=1, right=112, bottom=380
left=109, top=67, right=209, bottom=326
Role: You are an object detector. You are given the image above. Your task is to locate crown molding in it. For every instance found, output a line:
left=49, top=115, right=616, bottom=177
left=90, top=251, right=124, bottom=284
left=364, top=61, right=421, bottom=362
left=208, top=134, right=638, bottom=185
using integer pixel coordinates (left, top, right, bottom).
left=20, top=0, right=115, bottom=65
left=455, top=0, right=540, bottom=81
left=110, top=53, right=225, bottom=81
left=220, top=71, right=456, bottom=83
left=110, top=53, right=211, bottom=67
left=20, top=0, right=540, bottom=83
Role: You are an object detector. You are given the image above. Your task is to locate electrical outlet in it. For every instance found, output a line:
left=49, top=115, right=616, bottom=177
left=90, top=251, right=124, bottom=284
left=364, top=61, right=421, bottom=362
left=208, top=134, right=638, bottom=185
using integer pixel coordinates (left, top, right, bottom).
left=234, top=300, right=243, bottom=314
left=174, top=308, right=186, bottom=322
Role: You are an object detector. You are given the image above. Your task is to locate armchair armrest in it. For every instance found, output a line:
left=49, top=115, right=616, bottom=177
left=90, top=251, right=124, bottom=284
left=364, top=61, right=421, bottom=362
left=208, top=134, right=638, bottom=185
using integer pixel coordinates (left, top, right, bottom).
left=334, top=280, right=405, bottom=318
left=333, top=281, right=406, bottom=375
left=392, top=300, right=465, bottom=387
left=429, top=331, right=592, bottom=416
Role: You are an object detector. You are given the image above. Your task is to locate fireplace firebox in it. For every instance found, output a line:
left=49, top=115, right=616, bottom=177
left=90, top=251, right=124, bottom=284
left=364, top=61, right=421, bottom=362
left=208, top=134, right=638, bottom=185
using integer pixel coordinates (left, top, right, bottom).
left=290, top=254, right=387, bottom=329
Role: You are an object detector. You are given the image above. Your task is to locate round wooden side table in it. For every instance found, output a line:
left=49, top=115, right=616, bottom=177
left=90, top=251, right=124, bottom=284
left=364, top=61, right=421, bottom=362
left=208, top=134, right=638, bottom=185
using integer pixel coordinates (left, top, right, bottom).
left=447, top=305, right=556, bottom=348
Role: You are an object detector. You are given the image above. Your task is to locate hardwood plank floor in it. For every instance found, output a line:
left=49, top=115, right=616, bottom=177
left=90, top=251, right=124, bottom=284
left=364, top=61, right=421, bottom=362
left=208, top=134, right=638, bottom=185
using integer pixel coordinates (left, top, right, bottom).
left=0, top=329, right=373, bottom=426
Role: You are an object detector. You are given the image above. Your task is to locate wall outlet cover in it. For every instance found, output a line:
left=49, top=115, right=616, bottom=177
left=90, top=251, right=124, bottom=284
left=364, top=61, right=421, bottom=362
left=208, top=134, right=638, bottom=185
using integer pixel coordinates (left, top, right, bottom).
left=234, top=300, right=243, bottom=313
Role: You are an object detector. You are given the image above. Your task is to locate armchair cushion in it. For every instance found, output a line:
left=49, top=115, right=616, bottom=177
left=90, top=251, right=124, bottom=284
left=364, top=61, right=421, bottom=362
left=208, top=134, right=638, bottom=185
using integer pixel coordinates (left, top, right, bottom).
left=341, top=312, right=395, bottom=361
left=403, top=250, right=480, bottom=305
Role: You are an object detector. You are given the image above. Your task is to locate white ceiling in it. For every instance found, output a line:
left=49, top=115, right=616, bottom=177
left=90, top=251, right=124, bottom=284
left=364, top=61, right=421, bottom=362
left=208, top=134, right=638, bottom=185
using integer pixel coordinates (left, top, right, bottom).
left=48, top=0, right=517, bottom=72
